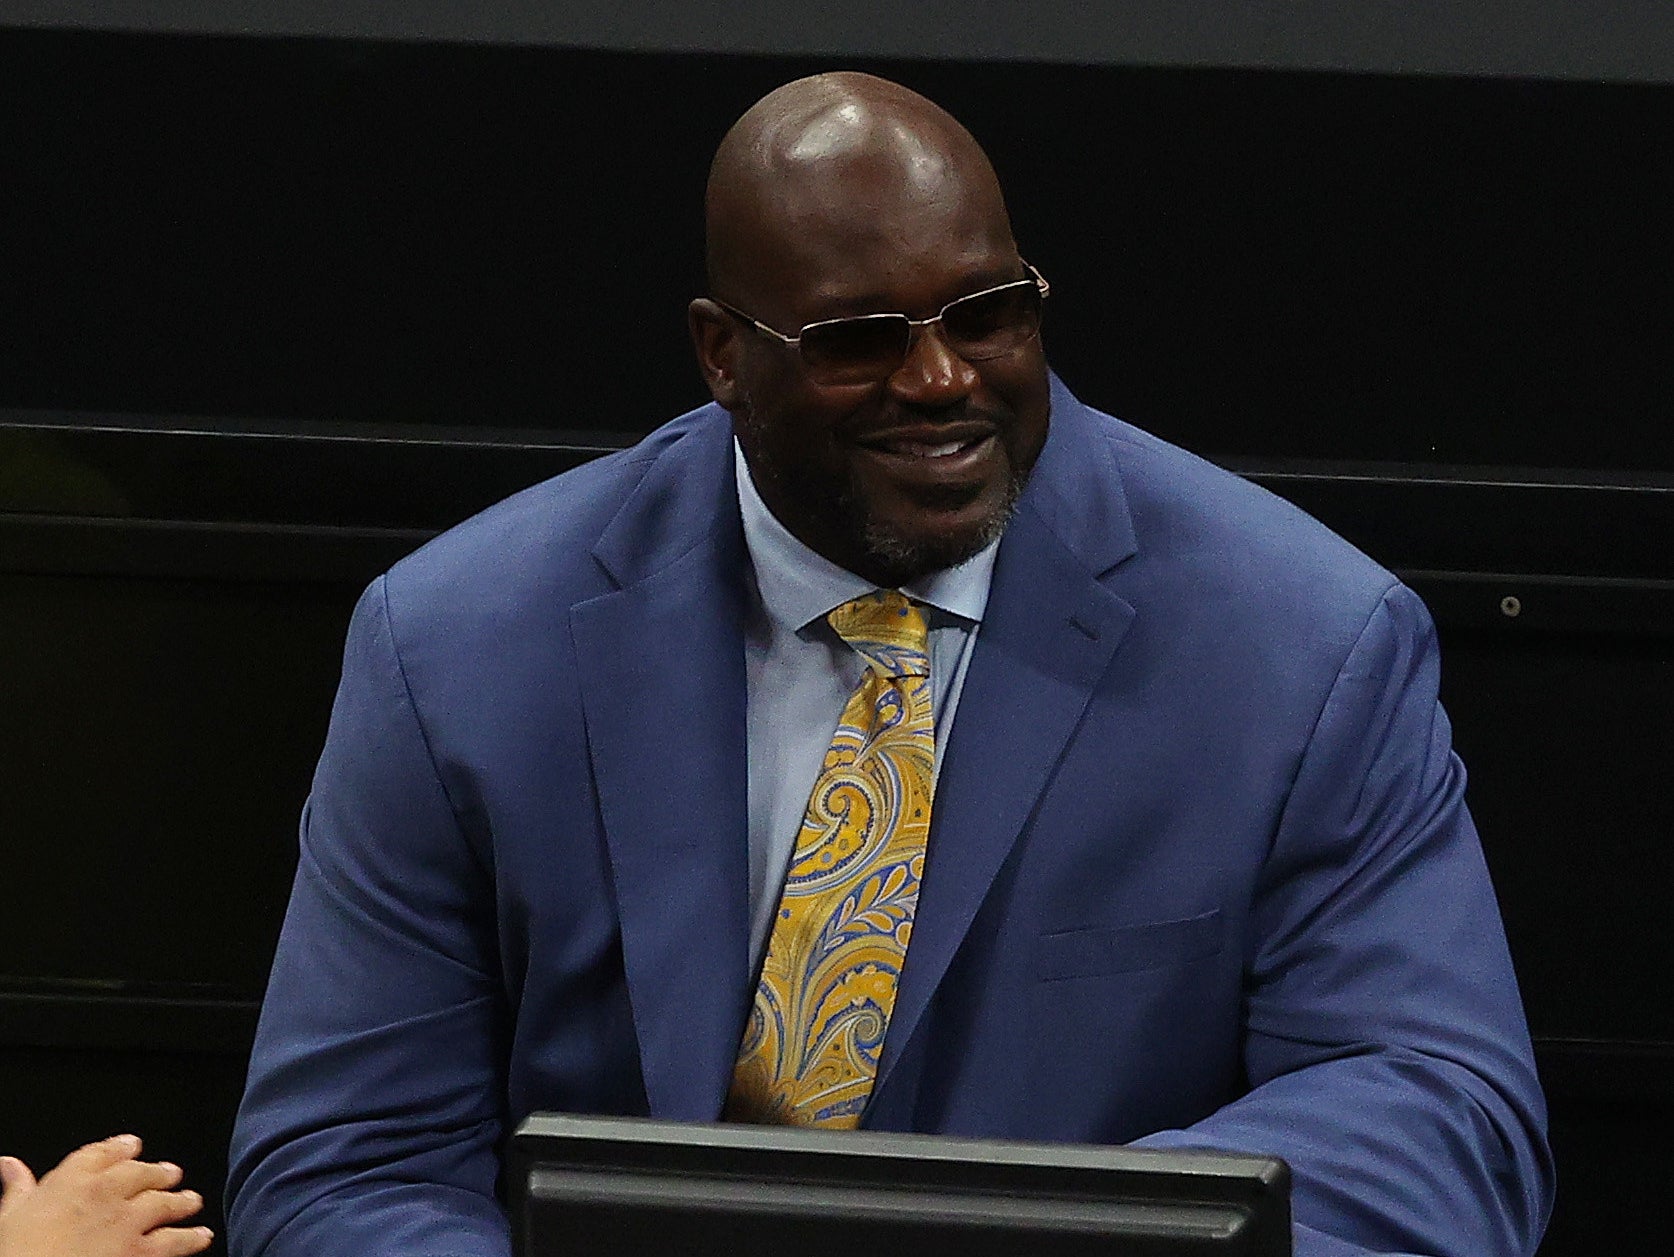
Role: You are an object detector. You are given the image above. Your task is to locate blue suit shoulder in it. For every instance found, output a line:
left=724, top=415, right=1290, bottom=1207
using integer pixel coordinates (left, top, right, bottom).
left=1055, top=394, right=1405, bottom=661
left=378, top=403, right=728, bottom=627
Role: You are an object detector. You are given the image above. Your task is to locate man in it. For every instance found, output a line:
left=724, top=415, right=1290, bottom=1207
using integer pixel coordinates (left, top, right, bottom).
left=227, top=73, right=1553, bottom=1256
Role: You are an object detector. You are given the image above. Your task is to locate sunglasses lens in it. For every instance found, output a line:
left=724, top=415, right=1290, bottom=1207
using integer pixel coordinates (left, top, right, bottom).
left=800, top=316, right=910, bottom=383
left=942, top=282, right=1042, bottom=359
left=784, top=272, right=1045, bottom=382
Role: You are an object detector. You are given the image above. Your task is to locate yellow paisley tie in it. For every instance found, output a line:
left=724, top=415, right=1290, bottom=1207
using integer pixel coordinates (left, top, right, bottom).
left=727, top=589, right=934, bottom=1128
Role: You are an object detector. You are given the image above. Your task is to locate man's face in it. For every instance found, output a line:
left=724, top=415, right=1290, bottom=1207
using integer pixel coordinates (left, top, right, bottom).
left=704, top=155, right=1051, bottom=586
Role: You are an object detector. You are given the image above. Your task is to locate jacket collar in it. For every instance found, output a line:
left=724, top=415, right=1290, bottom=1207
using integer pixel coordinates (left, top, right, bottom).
left=571, top=380, right=1142, bottom=1124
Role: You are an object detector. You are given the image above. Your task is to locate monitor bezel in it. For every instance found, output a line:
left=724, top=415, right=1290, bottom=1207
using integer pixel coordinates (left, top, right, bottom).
left=508, top=1112, right=1291, bottom=1255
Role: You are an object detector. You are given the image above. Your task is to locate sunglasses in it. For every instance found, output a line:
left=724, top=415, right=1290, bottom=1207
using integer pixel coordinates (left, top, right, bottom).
left=714, top=262, right=1049, bottom=385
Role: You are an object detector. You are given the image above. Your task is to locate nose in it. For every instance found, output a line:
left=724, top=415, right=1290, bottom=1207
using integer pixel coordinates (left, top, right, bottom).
left=887, top=319, right=978, bottom=405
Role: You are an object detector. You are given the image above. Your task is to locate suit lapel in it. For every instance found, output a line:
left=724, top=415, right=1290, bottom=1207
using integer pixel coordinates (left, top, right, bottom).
left=570, top=414, right=752, bottom=1122
left=870, top=380, right=1140, bottom=1115
left=567, top=385, right=1142, bottom=1125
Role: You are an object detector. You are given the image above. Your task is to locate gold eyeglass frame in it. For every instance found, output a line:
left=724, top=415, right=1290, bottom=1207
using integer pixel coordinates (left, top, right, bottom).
left=712, top=261, right=1050, bottom=378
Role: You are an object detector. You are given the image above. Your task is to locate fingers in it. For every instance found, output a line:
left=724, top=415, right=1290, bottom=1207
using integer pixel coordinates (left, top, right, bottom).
left=0, top=1154, right=40, bottom=1192
left=148, top=1224, right=215, bottom=1257
left=2, top=1139, right=212, bottom=1256
left=62, top=1133, right=144, bottom=1171
left=37, top=1140, right=191, bottom=1218
left=106, top=1157, right=185, bottom=1198
left=0, top=1154, right=40, bottom=1214
left=132, top=1185, right=204, bottom=1232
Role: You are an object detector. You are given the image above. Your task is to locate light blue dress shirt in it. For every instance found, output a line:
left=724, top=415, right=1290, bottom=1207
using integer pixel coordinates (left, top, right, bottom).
left=733, top=441, right=1000, bottom=968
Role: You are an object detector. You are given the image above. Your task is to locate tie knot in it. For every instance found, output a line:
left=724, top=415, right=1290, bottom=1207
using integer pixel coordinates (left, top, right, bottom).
left=827, top=590, right=930, bottom=678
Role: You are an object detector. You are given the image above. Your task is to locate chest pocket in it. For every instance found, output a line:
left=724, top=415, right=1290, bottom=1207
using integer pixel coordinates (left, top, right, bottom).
left=1036, top=908, right=1223, bottom=982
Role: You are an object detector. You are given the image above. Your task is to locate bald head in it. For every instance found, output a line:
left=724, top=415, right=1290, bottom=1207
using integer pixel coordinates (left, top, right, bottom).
left=705, top=73, right=1015, bottom=307
left=688, top=73, right=1050, bottom=587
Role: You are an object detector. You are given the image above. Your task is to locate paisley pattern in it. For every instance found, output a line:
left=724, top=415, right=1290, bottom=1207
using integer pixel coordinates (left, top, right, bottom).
left=727, top=590, right=934, bottom=1128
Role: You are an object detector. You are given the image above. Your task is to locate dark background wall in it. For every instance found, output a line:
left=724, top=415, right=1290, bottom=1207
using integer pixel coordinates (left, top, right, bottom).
left=9, top=0, right=1674, bottom=82
left=2, top=9, right=1672, bottom=1255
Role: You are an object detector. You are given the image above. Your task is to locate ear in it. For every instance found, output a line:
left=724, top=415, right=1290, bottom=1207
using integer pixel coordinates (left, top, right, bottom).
left=689, top=298, right=744, bottom=409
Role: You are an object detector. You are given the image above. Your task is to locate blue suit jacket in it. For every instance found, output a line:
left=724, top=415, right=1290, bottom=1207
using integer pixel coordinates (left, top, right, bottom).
left=227, top=378, right=1552, bottom=1257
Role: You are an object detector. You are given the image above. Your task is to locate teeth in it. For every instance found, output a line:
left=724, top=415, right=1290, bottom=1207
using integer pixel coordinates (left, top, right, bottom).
left=889, top=439, right=968, bottom=457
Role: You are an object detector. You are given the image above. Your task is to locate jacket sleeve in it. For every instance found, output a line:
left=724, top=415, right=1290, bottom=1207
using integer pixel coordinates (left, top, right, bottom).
left=1134, top=583, right=1554, bottom=1257
left=226, top=576, right=511, bottom=1257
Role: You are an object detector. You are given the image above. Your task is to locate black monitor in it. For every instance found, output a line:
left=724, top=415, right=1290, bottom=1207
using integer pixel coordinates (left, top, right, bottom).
left=508, top=1113, right=1290, bottom=1256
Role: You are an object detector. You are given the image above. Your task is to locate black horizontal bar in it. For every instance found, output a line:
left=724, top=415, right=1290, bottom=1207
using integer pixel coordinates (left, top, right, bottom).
left=2, top=412, right=623, bottom=533
left=7, top=1, right=1674, bottom=85
left=1401, top=571, right=1674, bottom=638
left=0, top=512, right=428, bottom=585
left=1533, top=1038, right=1674, bottom=1107
left=0, top=990, right=260, bottom=1056
left=10, top=421, right=1674, bottom=631
left=1233, top=461, right=1674, bottom=582
left=10, top=512, right=1674, bottom=635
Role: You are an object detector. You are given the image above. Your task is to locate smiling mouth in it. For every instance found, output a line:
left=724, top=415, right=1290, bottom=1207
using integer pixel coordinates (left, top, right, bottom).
left=859, top=427, right=997, bottom=462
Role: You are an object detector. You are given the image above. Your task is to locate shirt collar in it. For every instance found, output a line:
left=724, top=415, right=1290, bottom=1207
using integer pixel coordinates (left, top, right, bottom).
left=734, top=439, right=1000, bottom=634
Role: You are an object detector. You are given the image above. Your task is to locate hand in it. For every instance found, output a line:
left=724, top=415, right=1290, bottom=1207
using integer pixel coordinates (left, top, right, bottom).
left=0, top=1134, right=213, bottom=1257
